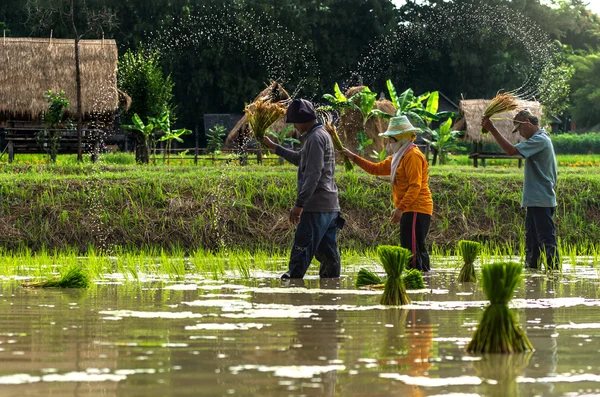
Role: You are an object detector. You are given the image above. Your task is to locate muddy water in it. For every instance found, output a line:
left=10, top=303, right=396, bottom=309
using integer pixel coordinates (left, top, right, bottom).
left=0, top=267, right=599, bottom=396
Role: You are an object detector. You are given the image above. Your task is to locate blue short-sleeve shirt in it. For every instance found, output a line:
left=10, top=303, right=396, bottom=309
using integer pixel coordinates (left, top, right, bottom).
left=515, top=129, right=557, bottom=208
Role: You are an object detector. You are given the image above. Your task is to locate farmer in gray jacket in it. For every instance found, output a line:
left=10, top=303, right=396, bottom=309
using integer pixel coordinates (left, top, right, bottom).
left=263, top=99, right=342, bottom=280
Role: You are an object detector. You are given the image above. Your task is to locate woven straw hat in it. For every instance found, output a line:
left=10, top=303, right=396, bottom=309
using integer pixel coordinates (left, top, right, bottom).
left=379, top=115, right=421, bottom=138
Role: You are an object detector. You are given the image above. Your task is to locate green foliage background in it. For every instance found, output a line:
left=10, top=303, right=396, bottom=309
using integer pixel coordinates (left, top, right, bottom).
left=1, top=0, right=600, bottom=133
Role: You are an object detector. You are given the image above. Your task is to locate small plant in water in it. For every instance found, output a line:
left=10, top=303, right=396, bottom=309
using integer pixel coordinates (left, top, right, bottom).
left=467, top=262, right=533, bottom=354
left=23, top=264, right=90, bottom=289
left=378, top=245, right=411, bottom=306
left=355, top=268, right=383, bottom=288
left=457, top=240, right=482, bottom=282
left=403, top=268, right=425, bottom=289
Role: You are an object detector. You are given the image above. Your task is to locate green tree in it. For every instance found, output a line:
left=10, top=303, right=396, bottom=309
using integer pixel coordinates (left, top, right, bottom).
left=423, top=118, right=465, bottom=165
left=37, top=90, right=72, bottom=163
left=121, top=114, right=154, bottom=164
left=568, top=51, right=600, bottom=129
left=117, top=48, right=174, bottom=123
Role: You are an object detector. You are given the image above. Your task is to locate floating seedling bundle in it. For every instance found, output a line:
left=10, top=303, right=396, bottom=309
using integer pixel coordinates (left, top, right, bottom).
left=378, top=245, right=411, bottom=306
left=22, top=264, right=90, bottom=289
left=356, top=268, right=382, bottom=288
left=467, top=262, right=533, bottom=354
left=356, top=265, right=424, bottom=290
left=245, top=98, right=287, bottom=147
left=323, top=120, right=353, bottom=171
left=403, top=268, right=425, bottom=289
left=457, top=240, right=482, bottom=282
left=481, top=92, right=520, bottom=134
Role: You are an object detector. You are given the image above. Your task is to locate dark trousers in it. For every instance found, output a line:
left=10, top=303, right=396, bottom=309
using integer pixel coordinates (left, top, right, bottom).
left=400, top=212, right=431, bottom=272
left=525, top=207, right=560, bottom=270
left=287, top=212, right=341, bottom=279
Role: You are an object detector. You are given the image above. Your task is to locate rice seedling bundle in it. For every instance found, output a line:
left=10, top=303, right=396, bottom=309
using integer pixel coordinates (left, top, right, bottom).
left=324, top=121, right=353, bottom=171
left=378, top=245, right=411, bottom=306
left=22, top=264, right=90, bottom=289
left=403, top=268, right=425, bottom=289
left=355, top=268, right=383, bottom=288
left=467, top=262, right=533, bottom=354
left=481, top=92, right=520, bottom=134
left=457, top=240, right=482, bottom=283
left=245, top=98, right=287, bottom=146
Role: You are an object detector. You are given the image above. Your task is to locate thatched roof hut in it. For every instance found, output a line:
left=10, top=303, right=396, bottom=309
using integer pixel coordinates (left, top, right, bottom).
left=338, top=86, right=396, bottom=152
left=0, top=37, right=118, bottom=122
left=225, top=81, right=290, bottom=148
left=454, top=99, right=542, bottom=144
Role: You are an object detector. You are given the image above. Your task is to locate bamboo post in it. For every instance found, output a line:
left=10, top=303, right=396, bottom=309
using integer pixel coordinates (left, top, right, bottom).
left=194, top=125, right=199, bottom=165
left=7, top=141, right=14, bottom=163
left=3, top=30, right=5, bottom=46
left=49, top=30, right=52, bottom=46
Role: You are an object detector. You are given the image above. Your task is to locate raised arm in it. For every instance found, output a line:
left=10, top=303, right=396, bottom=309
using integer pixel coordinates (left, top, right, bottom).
left=481, top=117, right=519, bottom=156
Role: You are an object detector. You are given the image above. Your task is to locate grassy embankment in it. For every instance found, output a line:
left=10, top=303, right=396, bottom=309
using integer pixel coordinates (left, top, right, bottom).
left=1, top=160, right=599, bottom=256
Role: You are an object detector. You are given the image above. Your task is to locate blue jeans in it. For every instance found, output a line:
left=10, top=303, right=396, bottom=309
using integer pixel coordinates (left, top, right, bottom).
left=286, top=212, right=341, bottom=279
left=525, top=207, right=559, bottom=270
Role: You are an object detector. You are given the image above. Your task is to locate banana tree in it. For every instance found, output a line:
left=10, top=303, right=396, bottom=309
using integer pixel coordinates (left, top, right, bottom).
left=150, top=110, right=192, bottom=164
left=351, top=87, right=391, bottom=127
left=320, top=83, right=356, bottom=115
left=122, top=113, right=154, bottom=164
left=422, top=118, right=465, bottom=165
left=380, top=80, right=441, bottom=126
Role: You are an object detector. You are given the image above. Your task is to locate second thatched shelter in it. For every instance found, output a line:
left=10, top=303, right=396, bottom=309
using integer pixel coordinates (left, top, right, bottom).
left=454, top=99, right=542, bottom=144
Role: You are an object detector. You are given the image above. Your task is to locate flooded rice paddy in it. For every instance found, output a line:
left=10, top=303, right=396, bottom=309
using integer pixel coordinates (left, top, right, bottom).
left=0, top=260, right=599, bottom=396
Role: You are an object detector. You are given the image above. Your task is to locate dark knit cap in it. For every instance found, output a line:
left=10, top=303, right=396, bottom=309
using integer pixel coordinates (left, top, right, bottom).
left=286, top=99, right=317, bottom=123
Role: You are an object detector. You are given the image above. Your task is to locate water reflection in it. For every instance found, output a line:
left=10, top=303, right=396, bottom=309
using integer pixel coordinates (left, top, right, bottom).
left=473, top=353, right=533, bottom=397
left=287, top=278, right=341, bottom=396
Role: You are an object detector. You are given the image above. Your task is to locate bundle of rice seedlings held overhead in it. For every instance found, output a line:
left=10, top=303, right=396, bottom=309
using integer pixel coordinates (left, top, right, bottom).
left=457, top=240, right=482, bottom=283
left=467, top=262, right=533, bottom=354
left=481, top=92, right=520, bottom=134
left=245, top=98, right=287, bottom=147
left=403, top=268, right=425, bottom=289
left=323, top=120, right=353, bottom=171
left=356, top=268, right=383, bottom=288
left=378, top=245, right=412, bottom=306
left=22, top=264, right=90, bottom=289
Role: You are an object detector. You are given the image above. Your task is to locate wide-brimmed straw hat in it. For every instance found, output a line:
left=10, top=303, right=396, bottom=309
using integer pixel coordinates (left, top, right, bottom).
left=379, top=115, right=421, bottom=138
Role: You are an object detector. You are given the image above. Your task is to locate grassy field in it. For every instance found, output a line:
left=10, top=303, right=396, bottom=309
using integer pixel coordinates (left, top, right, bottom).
left=3, top=152, right=600, bottom=168
left=1, top=153, right=599, bottom=255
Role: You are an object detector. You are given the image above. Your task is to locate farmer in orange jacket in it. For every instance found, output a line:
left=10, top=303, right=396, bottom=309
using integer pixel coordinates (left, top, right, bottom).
left=341, top=115, right=433, bottom=271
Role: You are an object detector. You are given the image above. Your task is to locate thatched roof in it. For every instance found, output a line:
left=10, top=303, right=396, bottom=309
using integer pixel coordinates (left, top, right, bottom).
left=455, top=99, right=542, bottom=144
left=0, top=37, right=118, bottom=121
left=225, top=81, right=290, bottom=147
left=338, top=86, right=396, bottom=152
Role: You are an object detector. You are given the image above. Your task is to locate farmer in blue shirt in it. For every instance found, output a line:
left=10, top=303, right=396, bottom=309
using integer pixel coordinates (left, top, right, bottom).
left=482, top=109, right=559, bottom=270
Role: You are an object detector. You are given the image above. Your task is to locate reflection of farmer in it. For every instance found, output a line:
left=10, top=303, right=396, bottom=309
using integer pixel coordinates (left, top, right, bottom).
left=482, top=110, right=559, bottom=270
left=289, top=279, right=340, bottom=396
left=263, top=99, right=342, bottom=280
left=341, top=116, right=433, bottom=271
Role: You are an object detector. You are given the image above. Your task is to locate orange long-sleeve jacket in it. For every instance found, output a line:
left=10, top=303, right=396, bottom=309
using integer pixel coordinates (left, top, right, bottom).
left=353, top=146, right=433, bottom=215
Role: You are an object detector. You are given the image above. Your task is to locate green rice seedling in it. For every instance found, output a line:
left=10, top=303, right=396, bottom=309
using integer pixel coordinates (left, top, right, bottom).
left=22, top=264, right=90, bottom=288
left=403, top=268, right=425, bottom=289
left=235, top=258, right=251, bottom=279
left=466, top=262, right=533, bottom=354
left=355, top=268, right=383, bottom=288
left=378, top=245, right=411, bottom=306
left=457, top=240, right=482, bottom=282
